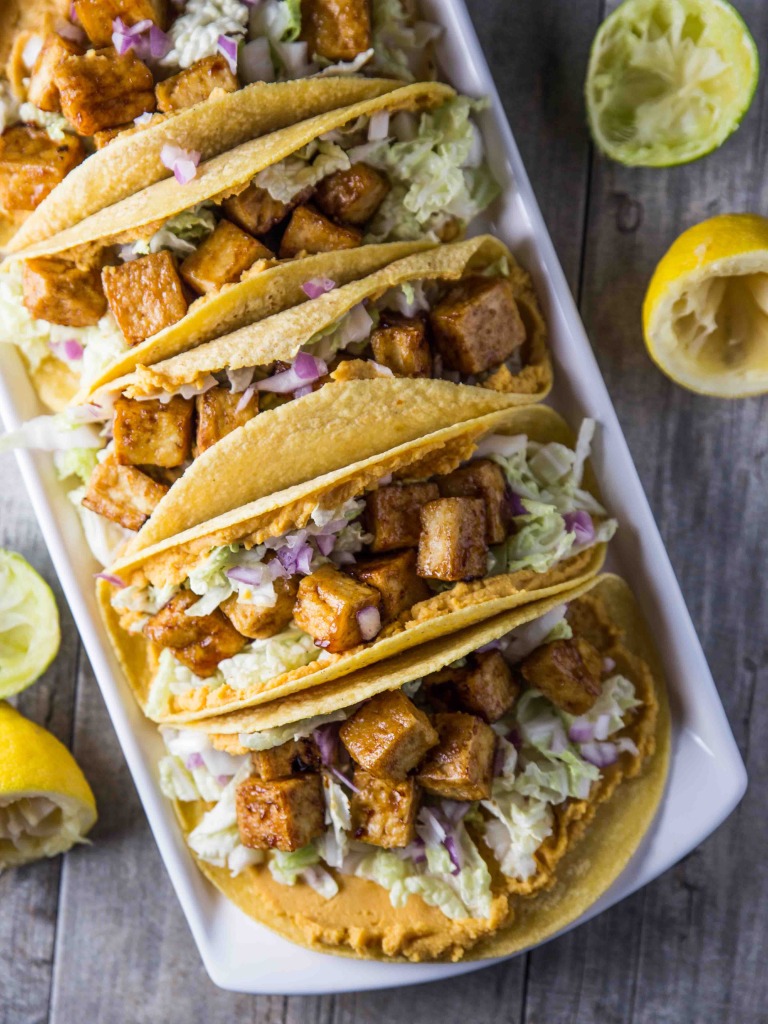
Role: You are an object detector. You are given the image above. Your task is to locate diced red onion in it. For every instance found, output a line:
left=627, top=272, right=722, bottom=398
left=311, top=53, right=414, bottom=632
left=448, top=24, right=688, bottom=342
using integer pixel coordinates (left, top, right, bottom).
left=329, top=766, right=360, bottom=793
left=367, top=110, right=390, bottom=141
left=49, top=338, right=84, bottom=362
left=236, top=384, right=256, bottom=412
left=302, top=277, right=336, bottom=299
left=149, top=24, right=172, bottom=59
left=368, top=361, right=394, bottom=377
left=160, top=143, right=201, bottom=184
left=579, top=740, right=618, bottom=768
left=239, top=38, right=274, bottom=83
left=476, top=639, right=501, bottom=654
left=593, top=713, right=612, bottom=741
left=568, top=721, right=594, bottom=743
left=226, top=566, right=266, bottom=586
left=255, top=354, right=327, bottom=394
left=57, top=19, right=86, bottom=44
left=294, top=385, right=313, bottom=399
left=276, top=541, right=313, bottom=576
left=185, top=752, right=205, bottom=770
left=216, top=774, right=231, bottom=786
left=443, top=833, right=462, bottom=875
left=294, top=351, right=326, bottom=380
left=356, top=605, right=381, bottom=642
left=505, top=487, right=527, bottom=518
left=313, top=724, right=339, bottom=766
left=315, top=534, right=336, bottom=557
left=563, top=509, right=595, bottom=545
left=95, top=572, right=125, bottom=588
left=217, top=34, right=239, bottom=76
left=603, top=657, right=616, bottom=673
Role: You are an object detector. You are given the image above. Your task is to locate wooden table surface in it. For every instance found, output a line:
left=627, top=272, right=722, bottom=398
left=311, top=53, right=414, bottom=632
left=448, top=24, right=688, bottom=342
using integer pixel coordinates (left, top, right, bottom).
left=2, top=2, right=767, bottom=1021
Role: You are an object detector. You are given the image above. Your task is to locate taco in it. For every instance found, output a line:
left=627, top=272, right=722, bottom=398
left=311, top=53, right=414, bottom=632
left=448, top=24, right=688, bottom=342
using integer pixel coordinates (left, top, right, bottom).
left=2, top=0, right=439, bottom=247
left=97, top=389, right=615, bottom=722
left=156, top=573, right=670, bottom=961
left=57, top=236, right=548, bottom=562
left=1, top=81, right=496, bottom=408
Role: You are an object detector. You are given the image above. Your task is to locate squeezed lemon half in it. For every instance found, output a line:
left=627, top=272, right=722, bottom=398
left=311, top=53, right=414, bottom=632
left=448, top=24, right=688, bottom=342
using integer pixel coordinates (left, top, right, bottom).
left=586, top=0, right=759, bottom=167
left=643, top=214, right=768, bottom=396
left=0, top=549, right=61, bottom=698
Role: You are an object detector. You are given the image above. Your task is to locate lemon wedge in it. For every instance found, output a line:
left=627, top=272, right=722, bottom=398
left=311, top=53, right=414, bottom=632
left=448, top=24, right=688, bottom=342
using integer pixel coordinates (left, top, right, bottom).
left=0, top=549, right=60, bottom=698
left=643, top=213, right=768, bottom=397
left=0, top=702, right=96, bottom=869
left=586, top=0, right=758, bottom=167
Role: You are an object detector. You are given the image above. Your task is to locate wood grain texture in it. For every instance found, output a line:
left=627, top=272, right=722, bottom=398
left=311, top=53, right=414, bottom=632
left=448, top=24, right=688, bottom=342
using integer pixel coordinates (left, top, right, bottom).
left=2, top=0, right=767, bottom=1021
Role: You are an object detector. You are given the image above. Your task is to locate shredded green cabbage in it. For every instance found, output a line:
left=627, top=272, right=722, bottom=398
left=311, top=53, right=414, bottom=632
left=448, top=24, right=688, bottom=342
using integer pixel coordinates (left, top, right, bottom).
left=253, top=140, right=350, bottom=205
left=131, top=203, right=217, bottom=259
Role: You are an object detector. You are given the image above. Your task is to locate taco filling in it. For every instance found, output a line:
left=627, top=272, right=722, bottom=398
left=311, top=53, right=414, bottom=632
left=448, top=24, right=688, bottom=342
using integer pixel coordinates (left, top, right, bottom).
left=157, top=587, right=657, bottom=958
left=1, top=93, right=495, bottom=393
left=108, top=419, right=615, bottom=716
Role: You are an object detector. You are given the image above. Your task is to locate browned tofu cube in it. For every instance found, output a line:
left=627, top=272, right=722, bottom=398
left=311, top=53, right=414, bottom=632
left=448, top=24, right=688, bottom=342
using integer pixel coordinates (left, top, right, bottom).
left=425, top=651, right=520, bottom=723
left=370, top=312, right=432, bottom=378
left=429, top=277, right=526, bottom=376
left=251, top=738, right=320, bottom=782
left=81, top=453, right=168, bottom=531
left=221, top=574, right=299, bottom=640
left=73, top=0, right=168, bottom=48
left=194, top=385, right=259, bottom=455
left=416, top=712, right=495, bottom=801
left=293, top=564, right=381, bottom=653
left=520, top=637, right=603, bottom=715
left=155, top=54, right=238, bottom=113
left=339, top=689, right=438, bottom=780
left=93, top=124, right=133, bottom=149
left=180, top=220, right=271, bottom=296
left=349, top=550, right=430, bottom=625
left=365, top=482, right=439, bottom=553
left=0, top=128, right=85, bottom=212
left=301, top=0, right=371, bottom=61
left=437, top=459, right=510, bottom=545
left=278, top=205, right=363, bottom=259
left=113, top=396, right=193, bottom=468
left=350, top=769, right=419, bottom=848
left=223, top=184, right=293, bottom=236
left=55, top=48, right=156, bottom=135
left=417, top=497, right=488, bottom=581
left=235, top=774, right=325, bottom=851
left=314, top=163, right=390, bottom=226
left=143, top=589, right=247, bottom=677
left=102, top=251, right=188, bottom=346
left=22, top=257, right=106, bottom=328
left=27, top=34, right=83, bottom=113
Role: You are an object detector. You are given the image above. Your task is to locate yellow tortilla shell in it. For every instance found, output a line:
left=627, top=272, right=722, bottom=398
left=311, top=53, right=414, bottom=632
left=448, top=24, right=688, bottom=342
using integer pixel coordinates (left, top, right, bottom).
left=79, top=240, right=433, bottom=401
left=121, top=235, right=551, bottom=403
left=9, top=82, right=455, bottom=263
left=8, top=78, right=403, bottom=252
left=172, top=574, right=670, bottom=962
left=99, top=400, right=608, bottom=722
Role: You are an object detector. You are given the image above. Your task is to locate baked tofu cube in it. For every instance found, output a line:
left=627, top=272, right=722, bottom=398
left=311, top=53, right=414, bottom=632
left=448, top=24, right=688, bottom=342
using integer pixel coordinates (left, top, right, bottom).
left=301, top=0, right=372, bottom=61
left=437, top=459, right=510, bottom=545
left=27, top=34, right=83, bottom=113
left=278, top=205, right=363, bottom=259
left=55, top=48, right=156, bottom=135
left=22, top=257, right=106, bottom=327
left=113, top=396, right=194, bottom=468
left=365, top=482, right=439, bottom=553
left=143, top=589, right=247, bottom=677
left=349, top=550, right=430, bottom=625
left=350, top=769, right=419, bottom=848
left=73, top=0, right=168, bottom=48
left=430, top=277, right=526, bottom=376
left=370, top=312, right=432, bottom=378
left=339, top=689, right=438, bottom=780
left=93, top=124, right=133, bottom=149
left=315, top=163, right=390, bottom=226
left=156, top=54, right=238, bottom=113
left=195, top=385, right=259, bottom=454
left=221, top=574, right=299, bottom=640
left=81, top=454, right=168, bottom=531
left=0, top=127, right=85, bottom=212
left=223, top=184, right=293, bottom=236
left=293, top=564, right=382, bottom=653
left=416, top=712, right=495, bottom=801
left=425, top=651, right=520, bottom=723
left=417, top=497, right=488, bottom=581
left=251, top=738, right=320, bottom=781
left=520, top=637, right=603, bottom=715
left=102, top=251, right=188, bottom=346
left=235, top=774, right=325, bottom=851
left=180, top=220, right=271, bottom=295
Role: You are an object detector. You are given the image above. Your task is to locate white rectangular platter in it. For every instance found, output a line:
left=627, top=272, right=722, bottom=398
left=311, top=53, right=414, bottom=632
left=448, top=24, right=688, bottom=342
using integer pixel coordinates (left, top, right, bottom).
left=0, top=0, right=747, bottom=995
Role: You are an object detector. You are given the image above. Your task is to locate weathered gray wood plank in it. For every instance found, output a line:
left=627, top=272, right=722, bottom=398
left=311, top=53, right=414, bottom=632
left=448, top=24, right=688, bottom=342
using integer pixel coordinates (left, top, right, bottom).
left=0, top=455, right=80, bottom=1024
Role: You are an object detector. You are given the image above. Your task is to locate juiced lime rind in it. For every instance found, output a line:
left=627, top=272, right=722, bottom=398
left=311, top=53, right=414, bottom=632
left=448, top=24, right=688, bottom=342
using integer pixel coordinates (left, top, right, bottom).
left=0, top=550, right=61, bottom=698
left=586, top=0, right=759, bottom=167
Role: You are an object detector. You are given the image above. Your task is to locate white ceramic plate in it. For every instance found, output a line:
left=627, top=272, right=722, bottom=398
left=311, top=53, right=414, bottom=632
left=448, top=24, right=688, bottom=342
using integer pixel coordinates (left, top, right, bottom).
left=0, top=0, right=746, bottom=994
